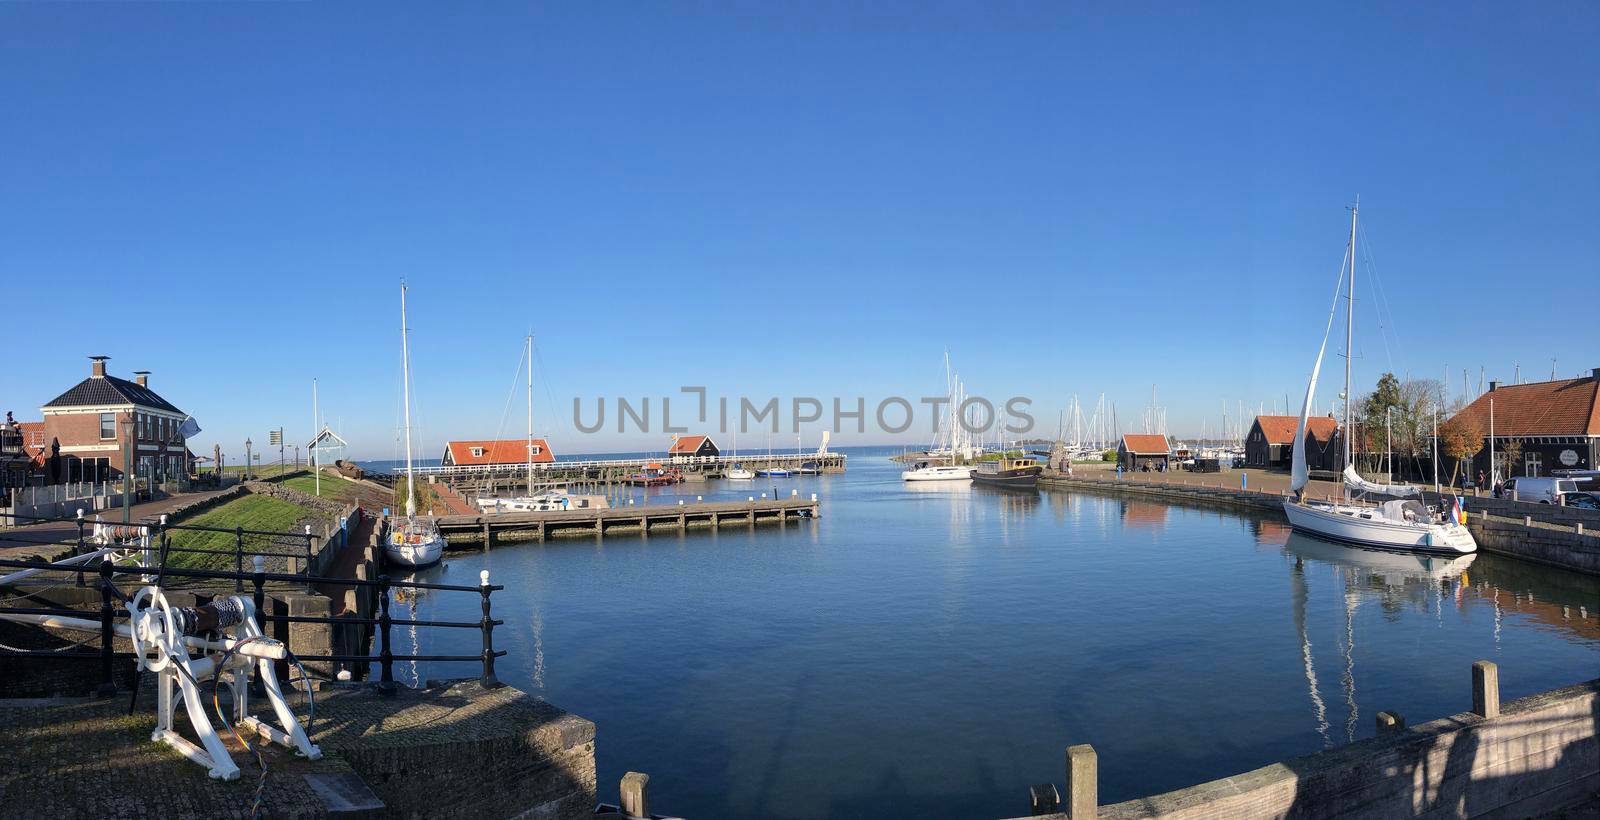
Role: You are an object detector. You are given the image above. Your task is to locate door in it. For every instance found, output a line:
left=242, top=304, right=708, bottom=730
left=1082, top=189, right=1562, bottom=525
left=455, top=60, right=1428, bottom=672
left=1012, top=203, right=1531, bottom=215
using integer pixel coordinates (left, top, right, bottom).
left=1525, top=451, right=1541, bottom=477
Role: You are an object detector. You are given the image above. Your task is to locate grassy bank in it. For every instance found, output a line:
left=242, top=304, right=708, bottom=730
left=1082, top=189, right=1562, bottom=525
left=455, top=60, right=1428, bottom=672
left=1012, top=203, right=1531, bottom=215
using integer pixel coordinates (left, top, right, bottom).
left=165, top=494, right=318, bottom=570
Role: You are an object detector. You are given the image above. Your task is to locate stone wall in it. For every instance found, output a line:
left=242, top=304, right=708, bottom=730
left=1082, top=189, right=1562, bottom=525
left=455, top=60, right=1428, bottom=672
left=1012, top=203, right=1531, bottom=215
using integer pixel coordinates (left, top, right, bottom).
left=1016, top=676, right=1599, bottom=820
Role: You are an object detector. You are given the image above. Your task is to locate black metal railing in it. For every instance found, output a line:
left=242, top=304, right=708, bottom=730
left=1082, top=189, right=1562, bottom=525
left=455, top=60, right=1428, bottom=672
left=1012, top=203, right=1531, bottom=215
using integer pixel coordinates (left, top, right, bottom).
left=0, top=554, right=503, bottom=696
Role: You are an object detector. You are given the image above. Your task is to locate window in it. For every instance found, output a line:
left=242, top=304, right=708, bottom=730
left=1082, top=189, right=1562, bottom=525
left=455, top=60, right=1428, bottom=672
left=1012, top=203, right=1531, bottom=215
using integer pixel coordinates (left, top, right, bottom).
left=100, top=413, right=115, bottom=440
left=471, top=447, right=485, bottom=458
left=531, top=445, right=542, bottom=456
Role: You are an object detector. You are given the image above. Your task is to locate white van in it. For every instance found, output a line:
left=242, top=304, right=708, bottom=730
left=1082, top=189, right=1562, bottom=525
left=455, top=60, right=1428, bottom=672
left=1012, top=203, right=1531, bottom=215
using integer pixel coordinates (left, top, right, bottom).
left=1500, top=476, right=1584, bottom=504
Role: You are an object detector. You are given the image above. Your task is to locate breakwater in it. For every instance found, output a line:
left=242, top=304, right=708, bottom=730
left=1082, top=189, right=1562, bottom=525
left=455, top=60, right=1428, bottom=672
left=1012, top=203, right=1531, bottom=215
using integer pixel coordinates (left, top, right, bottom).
left=1039, top=474, right=1600, bottom=576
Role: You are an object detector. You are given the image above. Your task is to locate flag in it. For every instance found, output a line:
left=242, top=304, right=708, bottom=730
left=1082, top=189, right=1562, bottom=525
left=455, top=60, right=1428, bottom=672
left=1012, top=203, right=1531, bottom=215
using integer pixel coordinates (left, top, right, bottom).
left=178, top=416, right=202, bottom=439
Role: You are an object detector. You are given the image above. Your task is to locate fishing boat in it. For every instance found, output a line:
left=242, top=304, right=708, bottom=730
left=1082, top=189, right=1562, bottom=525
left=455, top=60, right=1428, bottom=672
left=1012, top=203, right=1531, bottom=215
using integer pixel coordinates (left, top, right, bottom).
left=901, top=459, right=972, bottom=482
left=387, top=283, right=446, bottom=569
left=969, top=455, right=1041, bottom=488
left=1282, top=201, right=1475, bottom=554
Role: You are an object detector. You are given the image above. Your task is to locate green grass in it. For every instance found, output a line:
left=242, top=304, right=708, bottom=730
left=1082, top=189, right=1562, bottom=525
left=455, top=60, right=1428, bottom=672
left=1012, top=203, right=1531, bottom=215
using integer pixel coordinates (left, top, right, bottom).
left=220, top=463, right=302, bottom=478
left=165, top=494, right=316, bottom=570
left=280, top=472, right=356, bottom=501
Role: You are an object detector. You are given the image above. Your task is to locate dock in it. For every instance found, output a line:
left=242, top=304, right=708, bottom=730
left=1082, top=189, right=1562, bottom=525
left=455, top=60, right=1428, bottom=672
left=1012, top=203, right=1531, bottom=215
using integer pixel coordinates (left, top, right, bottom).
left=434, top=496, right=822, bottom=546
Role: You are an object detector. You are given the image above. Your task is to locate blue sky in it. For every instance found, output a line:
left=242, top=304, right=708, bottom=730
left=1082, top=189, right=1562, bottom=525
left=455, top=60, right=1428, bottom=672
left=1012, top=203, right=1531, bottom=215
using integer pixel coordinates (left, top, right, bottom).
left=3, top=2, right=1596, bottom=460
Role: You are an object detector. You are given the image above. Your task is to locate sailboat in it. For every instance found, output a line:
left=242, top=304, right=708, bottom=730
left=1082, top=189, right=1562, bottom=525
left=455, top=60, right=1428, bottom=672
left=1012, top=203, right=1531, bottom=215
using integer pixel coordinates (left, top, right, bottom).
left=903, top=355, right=975, bottom=481
left=473, top=335, right=600, bottom=512
left=1282, top=202, right=1475, bottom=554
left=387, top=283, right=447, bottom=568
left=725, top=425, right=754, bottom=480
left=755, top=433, right=790, bottom=477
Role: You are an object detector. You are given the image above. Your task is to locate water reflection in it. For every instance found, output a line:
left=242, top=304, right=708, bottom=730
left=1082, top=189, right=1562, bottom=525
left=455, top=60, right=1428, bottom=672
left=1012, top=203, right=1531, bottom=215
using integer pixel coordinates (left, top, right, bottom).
left=1118, top=500, right=1169, bottom=532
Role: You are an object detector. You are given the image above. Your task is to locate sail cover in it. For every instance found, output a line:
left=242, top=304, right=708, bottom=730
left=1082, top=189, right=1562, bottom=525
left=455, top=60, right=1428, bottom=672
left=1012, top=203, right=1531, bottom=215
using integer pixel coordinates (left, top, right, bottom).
left=1343, top=464, right=1421, bottom=497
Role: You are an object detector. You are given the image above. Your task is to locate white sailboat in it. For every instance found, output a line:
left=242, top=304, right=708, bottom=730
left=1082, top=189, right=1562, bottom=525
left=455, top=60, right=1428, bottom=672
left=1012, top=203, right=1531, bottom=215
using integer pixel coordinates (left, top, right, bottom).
left=725, top=425, right=753, bottom=480
left=1282, top=202, right=1475, bottom=554
left=473, top=335, right=605, bottom=512
left=903, top=354, right=974, bottom=481
left=387, top=282, right=447, bottom=569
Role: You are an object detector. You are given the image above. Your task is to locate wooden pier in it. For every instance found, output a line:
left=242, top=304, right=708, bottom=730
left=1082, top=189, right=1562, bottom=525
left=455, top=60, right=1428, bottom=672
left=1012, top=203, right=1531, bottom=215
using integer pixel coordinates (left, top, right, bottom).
left=393, top=451, right=846, bottom=496
left=434, top=496, right=822, bottom=547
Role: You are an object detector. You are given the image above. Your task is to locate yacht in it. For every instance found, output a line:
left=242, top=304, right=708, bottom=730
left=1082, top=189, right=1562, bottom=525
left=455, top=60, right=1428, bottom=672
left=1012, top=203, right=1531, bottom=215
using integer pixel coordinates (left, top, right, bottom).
left=1281, top=201, right=1475, bottom=554
left=725, top=464, right=755, bottom=480
left=901, top=459, right=972, bottom=482
left=387, top=283, right=446, bottom=569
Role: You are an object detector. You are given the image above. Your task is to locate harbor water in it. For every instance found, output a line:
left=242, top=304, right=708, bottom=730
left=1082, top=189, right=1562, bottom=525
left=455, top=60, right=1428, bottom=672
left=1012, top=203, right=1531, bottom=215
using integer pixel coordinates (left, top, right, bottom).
left=393, top=446, right=1600, bottom=819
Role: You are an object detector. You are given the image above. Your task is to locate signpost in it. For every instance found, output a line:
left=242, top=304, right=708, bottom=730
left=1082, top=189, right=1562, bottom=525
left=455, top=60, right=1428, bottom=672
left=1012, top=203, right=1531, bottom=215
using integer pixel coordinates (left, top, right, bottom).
left=269, top=428, right=284, bottom=477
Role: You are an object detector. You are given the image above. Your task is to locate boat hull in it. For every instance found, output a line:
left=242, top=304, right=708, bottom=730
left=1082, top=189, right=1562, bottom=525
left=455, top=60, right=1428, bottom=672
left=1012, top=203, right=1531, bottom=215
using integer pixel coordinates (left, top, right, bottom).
left=901, top=466, right=972, bottom=482
left=385, top=534, right=445, bottom=568
left=970, top=467, right=1042, bottom=488
left=1282, top=499, right=1476, bottom=554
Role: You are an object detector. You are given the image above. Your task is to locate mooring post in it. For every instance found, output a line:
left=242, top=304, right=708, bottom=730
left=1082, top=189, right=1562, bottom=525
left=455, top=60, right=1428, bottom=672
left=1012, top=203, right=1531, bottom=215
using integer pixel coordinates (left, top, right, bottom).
left=75, top=509, right=87, bottom=587
left=1472, top=660, right=1500, bottom=718
left=234, top=525, right=245, bottom=589
left=479, top=569, right=501, bottom=688
left=97, top=557, right=116, bottom=697
left=377, top=575, right=396, bottom=697
left=620, top=771, right=650, bottom=819
left=1064, top=744, right=1097, bottom=820
left=1375, top=711, right=1405, bottom=734
left=1029, top=783, right=1061, bottom=815
left=483, top=522, right=491, bottom=552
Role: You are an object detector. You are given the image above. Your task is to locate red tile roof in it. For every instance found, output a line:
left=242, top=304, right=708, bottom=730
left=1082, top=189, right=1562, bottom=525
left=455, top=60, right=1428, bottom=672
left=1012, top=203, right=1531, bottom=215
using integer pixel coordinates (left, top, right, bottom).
left=17, top=421, right=46, bottom=466
left=668, top=435, right=714, bottom=454
left=1254, top=415, right=1340, bottom=445
left=1121, top=434, right=1170, bottom=454
left=443, top=439, right=555, bottom=467
left=1447, top=375, right=1600, bottom=437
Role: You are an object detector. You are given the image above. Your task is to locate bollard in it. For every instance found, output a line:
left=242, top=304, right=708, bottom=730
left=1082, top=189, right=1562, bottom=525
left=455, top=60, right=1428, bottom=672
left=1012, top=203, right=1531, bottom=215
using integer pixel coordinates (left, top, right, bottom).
left=1242, top=473, right=1247, bottom=490
left=1375, top=711, right=1405, bottom=734
left=1030, top=783, right=1061, bottom=815
left=377, top=575, right=396, bottom=697
left=304, top=525, right=315, bottom=591
left=1472, top=660, right=1499, bottom=718
left=1065, top=744, right=1097, bottom=820
left=620, top=771, right=650, bottom=818
left=792, top=488, right=798, bottom=497
left=760, top=493, right=766, bottom=499
left=811, top=493, right=818, bottom=502
left=1524, top=515, right=1532, bottom=527
left=1579, top=523, right=1585, bottom=536
left=479, top=570, right=501, bottom=688
left=678, top=499, right=683, bottom=506
left=696, top=495, right=702, bottom=502
left=748, top=496, right=754, bottom=502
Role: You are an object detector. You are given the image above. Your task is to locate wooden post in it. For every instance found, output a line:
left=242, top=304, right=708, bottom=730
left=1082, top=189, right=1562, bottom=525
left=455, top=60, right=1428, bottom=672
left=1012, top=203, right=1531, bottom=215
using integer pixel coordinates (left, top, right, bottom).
left=1472, top=660, right=1500, bottom=718
left=1064, top=744, right=1097, bottom=820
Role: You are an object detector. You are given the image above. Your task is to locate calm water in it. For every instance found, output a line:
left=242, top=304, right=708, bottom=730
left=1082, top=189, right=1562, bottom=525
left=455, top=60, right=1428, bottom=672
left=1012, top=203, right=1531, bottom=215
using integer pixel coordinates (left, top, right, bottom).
left=394, top=446, right=1599, bottom=819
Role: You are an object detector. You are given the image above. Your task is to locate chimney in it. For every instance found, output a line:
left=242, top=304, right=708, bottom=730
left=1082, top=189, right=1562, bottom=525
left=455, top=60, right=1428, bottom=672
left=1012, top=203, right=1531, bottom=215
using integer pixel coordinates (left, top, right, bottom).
left=89, top=355, right=109, bottom=378
left=133, top=371, right=150, bottom=388
left=1488, top=380, right=1500, bottom=392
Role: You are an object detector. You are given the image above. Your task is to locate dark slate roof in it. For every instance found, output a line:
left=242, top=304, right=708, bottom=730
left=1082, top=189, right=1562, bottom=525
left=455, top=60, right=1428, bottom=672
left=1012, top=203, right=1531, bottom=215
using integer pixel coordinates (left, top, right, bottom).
left=42, top=376, right=182, bottom=414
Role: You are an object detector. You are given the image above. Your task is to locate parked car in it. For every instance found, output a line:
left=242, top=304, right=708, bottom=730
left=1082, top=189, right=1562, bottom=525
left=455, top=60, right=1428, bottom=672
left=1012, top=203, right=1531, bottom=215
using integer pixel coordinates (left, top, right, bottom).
left=1498, top=476, right=1584, bottom=504
left=1560, top=492, right=1600, bottom=510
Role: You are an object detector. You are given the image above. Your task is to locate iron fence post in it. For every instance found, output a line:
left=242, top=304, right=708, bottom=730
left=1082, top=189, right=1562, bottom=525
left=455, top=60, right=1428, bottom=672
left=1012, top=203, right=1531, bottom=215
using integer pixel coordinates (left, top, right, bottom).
left=75, top=509, right=86, bottom=587
left=377, top=575, right=396, bottom=697
left=234, top=526, right=245, bottom=592
left=97, top=557, right=116, bottom=697
left=479, top=570, right=500, bottom=688
left=250, top=555, right=268, bottom=697
left=304, top=525, right=315, bottom=592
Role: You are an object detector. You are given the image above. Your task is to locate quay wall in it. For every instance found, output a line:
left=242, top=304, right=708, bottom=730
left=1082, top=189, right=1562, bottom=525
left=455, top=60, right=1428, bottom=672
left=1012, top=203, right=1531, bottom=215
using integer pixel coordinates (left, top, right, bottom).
left=1038, top=476, right=1600, bottom=576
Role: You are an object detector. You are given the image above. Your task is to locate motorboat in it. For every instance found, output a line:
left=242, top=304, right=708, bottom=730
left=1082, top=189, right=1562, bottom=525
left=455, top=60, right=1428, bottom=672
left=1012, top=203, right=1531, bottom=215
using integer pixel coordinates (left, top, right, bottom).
left=901, top=459, right=972, bottom=482
left=387, top=282, right=445, bottom=569
left=970, top=455, right=1042, bottom=488
left=1281, top=201, right=1474, bottom=554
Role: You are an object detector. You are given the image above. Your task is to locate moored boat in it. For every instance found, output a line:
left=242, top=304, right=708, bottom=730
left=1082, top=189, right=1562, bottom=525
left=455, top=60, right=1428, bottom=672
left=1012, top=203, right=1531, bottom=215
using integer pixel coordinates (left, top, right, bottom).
left=387, top=282, right=445, bottom=569
left=725, top=463, right=755, bottom=480
left=901, top=459, right=972, bottom=482
left=970, top=456, right=1041, bottom=488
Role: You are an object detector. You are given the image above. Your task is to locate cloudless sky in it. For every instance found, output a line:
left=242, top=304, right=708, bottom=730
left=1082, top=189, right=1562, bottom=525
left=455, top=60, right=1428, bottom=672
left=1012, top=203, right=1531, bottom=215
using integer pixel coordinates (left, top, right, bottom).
left=3, top=2, right=1596, bottom=460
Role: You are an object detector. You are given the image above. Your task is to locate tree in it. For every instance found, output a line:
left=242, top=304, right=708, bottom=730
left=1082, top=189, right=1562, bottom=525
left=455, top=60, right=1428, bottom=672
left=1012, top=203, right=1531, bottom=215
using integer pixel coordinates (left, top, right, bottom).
left=1498, top=439, right=1523, bottom=482
left=1439, top=415, right=1482, bottom=488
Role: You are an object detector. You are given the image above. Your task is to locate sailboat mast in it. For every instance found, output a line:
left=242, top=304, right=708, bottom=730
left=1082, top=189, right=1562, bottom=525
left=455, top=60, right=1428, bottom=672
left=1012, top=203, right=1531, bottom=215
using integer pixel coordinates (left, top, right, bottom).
left=526, top=333, right=535, bottom=494
left=400, top=282, right=416, bottom=519
left=1343, top=199, right=1358, bottom=484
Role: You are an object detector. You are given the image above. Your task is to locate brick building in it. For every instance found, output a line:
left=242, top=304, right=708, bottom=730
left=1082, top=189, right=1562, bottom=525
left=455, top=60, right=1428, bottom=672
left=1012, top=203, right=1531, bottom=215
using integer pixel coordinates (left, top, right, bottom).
left=1117, top=434, right=1171, bottom=472
left=39, top=357, right=192, bottom=484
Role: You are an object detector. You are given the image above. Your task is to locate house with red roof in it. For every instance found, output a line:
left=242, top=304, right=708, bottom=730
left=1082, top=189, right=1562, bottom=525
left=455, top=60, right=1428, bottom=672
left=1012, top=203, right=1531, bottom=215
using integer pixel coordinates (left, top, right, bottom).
left=440, top=438, right=555, bottom=468
left=1117, top=433, right=1171, bottom=472
left=1245, top=415, right=1343, bottom=472
left=1444, top=368, right=1600, bottom=479
left=667, top=434, right=720, bottom=463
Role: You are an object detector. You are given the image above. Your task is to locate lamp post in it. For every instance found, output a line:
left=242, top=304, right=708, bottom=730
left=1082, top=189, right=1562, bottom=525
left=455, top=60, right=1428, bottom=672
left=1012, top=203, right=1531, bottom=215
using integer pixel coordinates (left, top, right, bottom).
left=245, top=437, right=253, bottom=481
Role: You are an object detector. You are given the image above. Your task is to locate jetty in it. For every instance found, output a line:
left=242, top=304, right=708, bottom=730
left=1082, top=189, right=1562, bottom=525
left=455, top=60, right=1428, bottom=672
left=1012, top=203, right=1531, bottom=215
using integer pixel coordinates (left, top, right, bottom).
left=435, top=495, right=822, bottom=546
left=388, top=451, right=846, bottom=495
